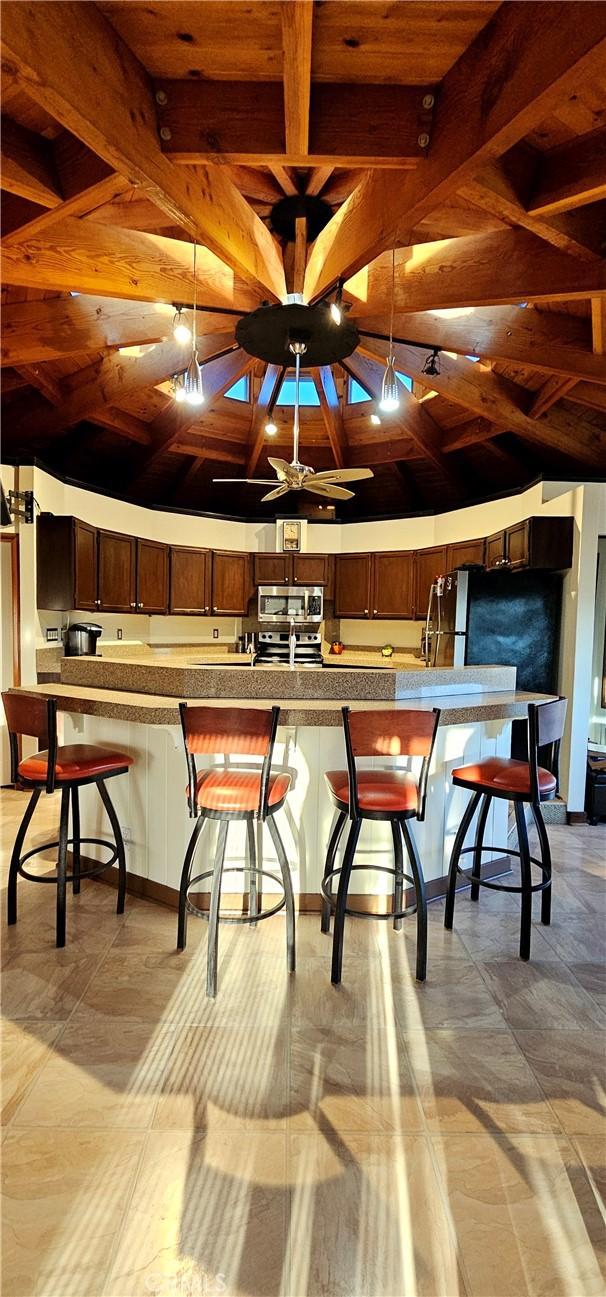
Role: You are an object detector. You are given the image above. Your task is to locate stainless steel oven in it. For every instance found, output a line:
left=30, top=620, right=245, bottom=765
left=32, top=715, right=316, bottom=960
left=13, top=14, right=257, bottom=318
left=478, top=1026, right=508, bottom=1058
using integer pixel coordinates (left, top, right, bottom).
left=257, top=585, right=323, bottom=624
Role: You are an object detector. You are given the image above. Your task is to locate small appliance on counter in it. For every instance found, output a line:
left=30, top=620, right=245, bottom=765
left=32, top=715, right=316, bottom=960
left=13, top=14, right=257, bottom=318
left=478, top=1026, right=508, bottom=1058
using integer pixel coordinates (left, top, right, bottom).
left=63, top=622, right=102, bottom=656
left=256, top=630, right=323, bottom=667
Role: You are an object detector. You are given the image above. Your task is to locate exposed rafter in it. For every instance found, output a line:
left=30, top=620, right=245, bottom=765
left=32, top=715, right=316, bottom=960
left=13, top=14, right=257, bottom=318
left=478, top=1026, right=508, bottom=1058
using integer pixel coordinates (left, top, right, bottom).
left=247, top=364, right=284, bottom=476
left=312, top=366, right=347, bottom=468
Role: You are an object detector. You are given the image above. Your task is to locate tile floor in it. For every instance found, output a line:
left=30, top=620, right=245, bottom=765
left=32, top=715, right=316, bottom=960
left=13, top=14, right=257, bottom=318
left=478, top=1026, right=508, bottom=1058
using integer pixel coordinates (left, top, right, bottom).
left=1, top=787, right=605, bottom=1297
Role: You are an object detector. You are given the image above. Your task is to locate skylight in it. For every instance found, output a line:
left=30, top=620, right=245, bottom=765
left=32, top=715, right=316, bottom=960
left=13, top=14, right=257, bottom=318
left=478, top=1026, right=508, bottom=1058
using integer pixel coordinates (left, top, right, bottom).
left=224, top=375, right=249, bottom=402
left=348, top=371, right=412, bottom=404
left=277, top=375, right=320, bottom=406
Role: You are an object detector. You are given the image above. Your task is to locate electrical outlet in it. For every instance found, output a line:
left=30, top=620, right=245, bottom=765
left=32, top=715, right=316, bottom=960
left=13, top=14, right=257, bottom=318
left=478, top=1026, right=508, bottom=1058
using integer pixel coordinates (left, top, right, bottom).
left=213, top=628, right=219, bottom=639
left=45, top=627, right=60, bottom=642
left=121, top=824, right=133, bottom=845
left=117, top=628, right=123, bottom=640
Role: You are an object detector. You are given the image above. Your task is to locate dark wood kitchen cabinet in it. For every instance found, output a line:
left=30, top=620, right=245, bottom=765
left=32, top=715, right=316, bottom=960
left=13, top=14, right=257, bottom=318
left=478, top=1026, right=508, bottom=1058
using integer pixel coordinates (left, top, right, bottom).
left=372, top=552, right=414, bottom=619
left=447, top=538, right=485, bottom=570
left=414, top=546, right=448, bottom=621
left=335, top=554, right=372, bottom=617
left=485, top=530, right=507, bottom=568
left=253, top=552, right=291, bottom=585
left=292, top=553, right=331, bottom=587
left=506, top=516, right=574, bottom=570
left=169, top=546, right=211, bottom=615
left=211, top=550, right=250, bottom=614
left=136, top=539, right=168, bottom=614
left=253, top=552, right=332, bottom=588
left=98, top=530, right=136, bottom=613
left=37, top=515, right=99, bottom=611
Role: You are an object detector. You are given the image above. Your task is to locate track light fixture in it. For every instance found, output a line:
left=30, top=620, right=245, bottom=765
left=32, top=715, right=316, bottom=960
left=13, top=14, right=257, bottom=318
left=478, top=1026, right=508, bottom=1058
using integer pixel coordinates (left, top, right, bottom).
left=265, top=420, right=277, bottom=436
left=422, top=348, right=440, bottom=377
left=172, top=306, right=192, bottom=345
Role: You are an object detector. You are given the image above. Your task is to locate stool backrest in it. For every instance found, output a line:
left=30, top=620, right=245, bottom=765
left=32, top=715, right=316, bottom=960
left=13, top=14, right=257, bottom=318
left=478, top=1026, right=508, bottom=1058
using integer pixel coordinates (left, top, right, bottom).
left=2, top=692, right=58, bottom=793
left=342, top=706, right=441, bottom=820
left=528, top=695, right=567, bottom=802
left=179, top=703, right=281, bottom=819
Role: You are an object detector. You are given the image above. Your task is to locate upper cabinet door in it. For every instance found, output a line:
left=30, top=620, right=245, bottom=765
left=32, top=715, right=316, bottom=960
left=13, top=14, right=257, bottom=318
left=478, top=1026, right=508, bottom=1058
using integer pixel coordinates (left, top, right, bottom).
left=292, top=554, right=329, bottom=586
left=447, top=538, right=485, bottom=571
left=414, top=546, right=448, bottom=620
left=98, top=531, right=136, bottom=612
left=212, top=551, right=251, bottom=614
left=372, top=552, right=414, bottom=619
left=505, top=521, right=529, bottom=570
left=253, top=553, right=292, bottom=585
left=73, top=520, right=98, bottom=611
left=170, top=547, right=211, bottom=615
left=334, top=554, right=372, bottom=617
left=136, top=539, right=169, bottom=614
left=485, top=530, right=507, bottom=568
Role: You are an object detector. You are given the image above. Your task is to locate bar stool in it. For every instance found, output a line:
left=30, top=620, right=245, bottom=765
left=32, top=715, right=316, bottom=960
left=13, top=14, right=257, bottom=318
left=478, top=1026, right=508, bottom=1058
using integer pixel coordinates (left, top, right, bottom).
left=444, top=696, right=567, bottom=960
left=177, top=703, right=295, bottom=998
left=322, top=706, right=441, bottom=984
left=3, top=691, right=133, bottom=947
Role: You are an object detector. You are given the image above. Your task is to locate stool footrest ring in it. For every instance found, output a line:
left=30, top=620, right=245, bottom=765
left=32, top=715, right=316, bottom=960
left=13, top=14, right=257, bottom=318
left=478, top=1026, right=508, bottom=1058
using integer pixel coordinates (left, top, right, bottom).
left=185, top=865, right=286, bottom=924
left=321, top=862, right=418, bottom=921
left=454, top=845, right=551, bottom=894
left=17, top=836, right=119, bottom=885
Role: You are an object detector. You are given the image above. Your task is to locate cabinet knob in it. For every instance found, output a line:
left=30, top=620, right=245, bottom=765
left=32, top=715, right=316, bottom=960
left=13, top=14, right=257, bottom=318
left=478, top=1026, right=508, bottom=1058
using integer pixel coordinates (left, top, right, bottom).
left=130, top=601, right=135, bottom=608
left=364, top=608, right=369, bottom=615
left=374, top=609, right=378, bottom=615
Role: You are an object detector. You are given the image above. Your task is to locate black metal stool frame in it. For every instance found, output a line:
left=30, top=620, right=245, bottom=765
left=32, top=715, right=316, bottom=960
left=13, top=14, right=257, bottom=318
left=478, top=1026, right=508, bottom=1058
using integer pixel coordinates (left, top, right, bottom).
left=6, top=698, right=128, bottom=948
left=444, top=698, right=566, bottom=960
left=322, top=705, right=440, bottom=985
left=177, top=702, right=295, bottom=998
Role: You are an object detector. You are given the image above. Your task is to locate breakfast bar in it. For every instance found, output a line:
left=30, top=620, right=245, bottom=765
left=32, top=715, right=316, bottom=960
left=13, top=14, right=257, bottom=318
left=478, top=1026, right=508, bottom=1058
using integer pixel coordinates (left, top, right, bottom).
left=11, top=653, right=555, bottom=908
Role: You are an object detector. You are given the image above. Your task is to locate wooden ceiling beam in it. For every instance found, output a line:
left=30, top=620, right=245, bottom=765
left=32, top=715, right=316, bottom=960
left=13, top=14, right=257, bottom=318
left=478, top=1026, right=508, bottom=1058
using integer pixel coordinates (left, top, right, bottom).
left=359, top=338, right=606, bottom=470
left=247, top=364, right=285, bottom=476
left=1, top=219, right=258, bottom=311
left=528, top=376, right=577, bottom=419
left=1, top=121, right=129, bottom=241
left=136, top=349, right=255, bottom=477
left=304, top=2, right=606, bottom=298
left=306, top=167, right=334, bottom=197
left=88, top=408, right=152, bottom=446
left=459, top=161, right=605, bottom=261
left=0, top=114, right=60, bottom=207
left=345, top=230, right=606, bottom=317
left=281, top=0, right=313, bottom=157
left=592, top=299, right=606, bottom=354
left=0, top=294, right=239, bottom=368
left=440, top=417, right=505, bottom=453
left=0, top=1, right=285, bottom=299
left=153, top=79, right=430, bottom=168
left=355, top=303, right=606, bottom=386
left=312, top=367, right=347, bottom=468
left=565, top=382, right=606, bottom=414
left=16, top=362, right=63, bottom=406
left=528, top=127, right=606, bottom=217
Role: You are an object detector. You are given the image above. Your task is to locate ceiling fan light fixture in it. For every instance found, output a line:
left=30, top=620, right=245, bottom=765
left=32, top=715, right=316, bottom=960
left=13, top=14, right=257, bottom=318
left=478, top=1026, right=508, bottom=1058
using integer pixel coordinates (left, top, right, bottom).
left=173, top=306, right=192, bottom=346
left=380, top=355, right=400, bottom=412
left=183, top=352, right=204, bottom=406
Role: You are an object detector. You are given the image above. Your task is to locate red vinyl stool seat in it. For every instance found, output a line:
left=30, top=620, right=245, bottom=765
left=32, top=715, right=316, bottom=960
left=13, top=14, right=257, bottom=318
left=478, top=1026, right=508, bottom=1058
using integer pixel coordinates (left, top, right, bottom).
left=452, top=757, right=556, bottom=799
left=2, top=691, right=132, bottom=949
left=19, top=744, right=134, bottom=783
left=194, top=768, right=291, bottom=813
left=326, top=768, right=419, bottom=814
left=445, top=697, right=567, bottom=962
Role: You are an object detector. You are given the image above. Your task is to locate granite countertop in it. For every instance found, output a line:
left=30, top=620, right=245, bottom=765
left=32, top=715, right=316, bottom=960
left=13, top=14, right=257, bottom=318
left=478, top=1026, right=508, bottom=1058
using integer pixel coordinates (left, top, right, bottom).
left=11, top=682, right=554, bottom=728
left=58, top=654, right=517, bottom=701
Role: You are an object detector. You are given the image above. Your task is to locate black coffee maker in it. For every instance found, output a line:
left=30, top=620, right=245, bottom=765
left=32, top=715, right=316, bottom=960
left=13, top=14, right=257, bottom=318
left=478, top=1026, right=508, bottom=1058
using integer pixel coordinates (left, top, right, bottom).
left=63, top=623, right=102, bottom=656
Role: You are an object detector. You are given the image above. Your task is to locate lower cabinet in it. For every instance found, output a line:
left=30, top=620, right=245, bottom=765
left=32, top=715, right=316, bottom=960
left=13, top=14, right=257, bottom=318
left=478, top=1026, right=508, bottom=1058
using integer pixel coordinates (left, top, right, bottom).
left=170, top=547, right=211, bottom=615
left=98, top=531, right=136, bottom=613
left=211, top=550, right=251, bottom=615
left=136, top=540, right=168, bottom=614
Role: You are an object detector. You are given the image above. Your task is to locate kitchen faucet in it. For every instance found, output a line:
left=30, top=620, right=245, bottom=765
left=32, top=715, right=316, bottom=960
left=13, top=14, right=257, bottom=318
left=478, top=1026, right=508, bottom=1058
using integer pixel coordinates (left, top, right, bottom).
left=289, top=619, right=297, bottom=671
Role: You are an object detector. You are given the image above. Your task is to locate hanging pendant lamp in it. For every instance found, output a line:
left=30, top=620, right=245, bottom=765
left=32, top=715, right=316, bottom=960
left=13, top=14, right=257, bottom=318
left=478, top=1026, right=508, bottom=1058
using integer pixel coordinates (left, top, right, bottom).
left=183, top=242, right=204, bottom=406
left=380, top=243, right=400, bottom=413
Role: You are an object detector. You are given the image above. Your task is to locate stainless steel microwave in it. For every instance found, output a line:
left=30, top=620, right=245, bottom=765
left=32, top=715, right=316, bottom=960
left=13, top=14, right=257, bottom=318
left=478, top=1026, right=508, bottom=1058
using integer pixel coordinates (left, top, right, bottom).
left=258, top=585, right=323, bottom=624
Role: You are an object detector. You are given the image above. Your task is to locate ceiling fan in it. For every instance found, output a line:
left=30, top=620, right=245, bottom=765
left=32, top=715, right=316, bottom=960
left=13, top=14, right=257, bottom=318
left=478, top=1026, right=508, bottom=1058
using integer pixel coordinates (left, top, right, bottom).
left=214, top=341, right=373, bottom=502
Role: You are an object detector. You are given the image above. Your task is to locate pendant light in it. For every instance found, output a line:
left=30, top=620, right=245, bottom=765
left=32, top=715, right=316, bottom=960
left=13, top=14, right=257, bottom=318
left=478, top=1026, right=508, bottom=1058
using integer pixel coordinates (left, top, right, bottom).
left=172, top=306, right=191, bottom=345
left=380, top=244, right=400, bottom=413
left=183, top=242, right=204, bottom=406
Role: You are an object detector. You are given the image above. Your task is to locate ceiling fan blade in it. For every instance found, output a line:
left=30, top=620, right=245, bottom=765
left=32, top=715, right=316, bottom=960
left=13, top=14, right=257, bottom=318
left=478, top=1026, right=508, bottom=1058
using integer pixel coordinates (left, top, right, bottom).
left=311, top=468, right=374, bottom=484
left=267, top=457, right=292, bottom=478
left=261, top=484, right=291, bottom=502
left=304, top=480, right=355, bottom=500
left=213, top=478, right=280, bottom=485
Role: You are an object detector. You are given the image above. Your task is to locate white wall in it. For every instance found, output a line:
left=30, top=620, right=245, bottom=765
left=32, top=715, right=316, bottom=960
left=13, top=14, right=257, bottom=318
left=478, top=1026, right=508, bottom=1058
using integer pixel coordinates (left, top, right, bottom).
left=589, top=536, right=606, bottom=749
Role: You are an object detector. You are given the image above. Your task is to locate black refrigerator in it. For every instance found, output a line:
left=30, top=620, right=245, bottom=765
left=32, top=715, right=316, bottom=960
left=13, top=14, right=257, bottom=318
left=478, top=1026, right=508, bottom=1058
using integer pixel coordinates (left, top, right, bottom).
left=426, top=568, right=562, bottom=695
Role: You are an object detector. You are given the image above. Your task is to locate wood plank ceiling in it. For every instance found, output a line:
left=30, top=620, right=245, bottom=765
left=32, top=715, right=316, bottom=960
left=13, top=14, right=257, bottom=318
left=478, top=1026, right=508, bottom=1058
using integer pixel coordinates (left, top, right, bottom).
left=1, top=0, right=605, bottom=520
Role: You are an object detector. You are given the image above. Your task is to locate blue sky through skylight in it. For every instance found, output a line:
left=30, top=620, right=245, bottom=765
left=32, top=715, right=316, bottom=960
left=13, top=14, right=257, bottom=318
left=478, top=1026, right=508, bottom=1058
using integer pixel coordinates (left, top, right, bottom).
left=224, top=375, right=249, bottom=402
left=277, top=376, right=320, bottom=406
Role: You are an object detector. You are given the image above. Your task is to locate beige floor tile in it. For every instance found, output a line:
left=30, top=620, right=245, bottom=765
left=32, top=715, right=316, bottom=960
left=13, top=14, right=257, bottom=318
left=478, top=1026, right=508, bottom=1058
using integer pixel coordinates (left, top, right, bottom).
left=113, top=894, right=203, bottom=952
left=453, top=910, right=561, bottom=962
left=289, top=1023, right=424, bottom=1134
left=106, top=1129, right=288, bottom=1297
left=1, top=1020, right=64, bottom=1125
left=477, top=960, right=606, bottom=1030
left=567, top=961, right=606, bottom=1011
left=513, top=1030, right=606, bottom=1135
left=404, top=1028, right=562, bottom=1135
left=2, top=1126, right=144, bottom=1297
left=541, top=915, right=606, bottom=965
left=286, top=1131, right=464, bottom=1296
left=432, top=1133, right=606, bottom=1296
left=288, top=956, right=403, bottom=1030
left=394, top=958, right=506, bottom=1032
left=571, top=1136, right=606, bottom=1278
left=14, top=1014, right=176, bottom=1130
left=75, top=948, right=204, bottom=1024
left=1, top=883, right=126, bottom=964
left=153, top=1022, right=290, bottom=1131
left=2, top=945, right=105, bottom=1020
